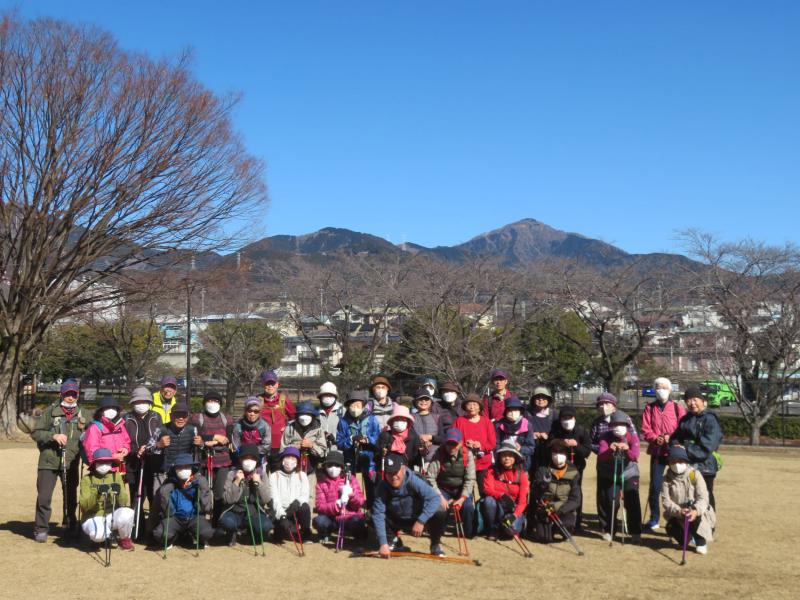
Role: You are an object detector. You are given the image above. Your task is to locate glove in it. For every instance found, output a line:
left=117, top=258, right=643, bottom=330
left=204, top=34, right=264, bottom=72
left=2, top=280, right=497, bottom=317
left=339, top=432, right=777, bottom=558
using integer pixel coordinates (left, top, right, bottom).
left=286, top=500, right=301, bottom=516
left=501, top=516, right=518, bottom=537
left=109, top=483, right=121, bottom=495
left=97, top=484, right=110, bottom=495
left=499, top=494, right=516, bottom=514
left=341, top=482, right=353, bottom=498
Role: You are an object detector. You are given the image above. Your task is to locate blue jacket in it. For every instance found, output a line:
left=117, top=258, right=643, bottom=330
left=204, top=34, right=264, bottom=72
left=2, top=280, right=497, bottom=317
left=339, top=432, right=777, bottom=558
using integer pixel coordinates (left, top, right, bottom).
left=372, top=469, right=441, bottom=546
left=670, top=410, right=723, bottom=476
left=336, top=412, right=380, bottom=472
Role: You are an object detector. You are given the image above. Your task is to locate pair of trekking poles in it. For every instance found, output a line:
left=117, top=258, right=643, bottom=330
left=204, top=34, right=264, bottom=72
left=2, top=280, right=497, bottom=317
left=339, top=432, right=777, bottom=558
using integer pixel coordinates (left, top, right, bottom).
left=97, top=483, right=120, bottom=567
left=609, top=450, right=629, bottom=547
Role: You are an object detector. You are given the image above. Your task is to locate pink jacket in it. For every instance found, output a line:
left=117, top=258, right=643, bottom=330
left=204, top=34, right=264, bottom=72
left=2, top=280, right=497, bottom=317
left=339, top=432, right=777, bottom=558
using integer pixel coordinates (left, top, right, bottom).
left=598, top=431, right=640, bottom=463
left=315, top=472, right=365, bottom=518
left=640, top=400, right=686, bottom=456
left=82, top=417, right=132, bottom=470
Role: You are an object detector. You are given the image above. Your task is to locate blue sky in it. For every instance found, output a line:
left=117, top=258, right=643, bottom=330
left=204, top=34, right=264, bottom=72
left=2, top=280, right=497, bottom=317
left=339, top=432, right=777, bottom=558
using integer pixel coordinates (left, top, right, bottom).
left=8, top=1, right=800, bottom=254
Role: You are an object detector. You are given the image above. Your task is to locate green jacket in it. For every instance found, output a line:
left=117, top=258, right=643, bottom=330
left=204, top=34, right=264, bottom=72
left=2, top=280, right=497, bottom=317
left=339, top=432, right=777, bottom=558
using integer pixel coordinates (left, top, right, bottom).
left=79, top=471, right=130, bottom=519
left=31, top=403, right=92, bottom=470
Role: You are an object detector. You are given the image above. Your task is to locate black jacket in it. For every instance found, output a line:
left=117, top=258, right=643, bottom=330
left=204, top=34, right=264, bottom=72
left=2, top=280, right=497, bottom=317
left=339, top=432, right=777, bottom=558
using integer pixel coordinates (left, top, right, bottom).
left=376, top=428, right=422, bottom=475
left=548, top=422, right=593, bottom=472
left=670, top=410, right=723, bottom=476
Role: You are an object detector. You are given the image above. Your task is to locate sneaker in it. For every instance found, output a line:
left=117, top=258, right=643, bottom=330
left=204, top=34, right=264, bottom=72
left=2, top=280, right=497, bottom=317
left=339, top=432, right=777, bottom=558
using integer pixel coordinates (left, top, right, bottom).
left=643, top=520, right=661, bottom=531
left=390, top=537, right=411, bottom=553
left=696, top=544, right=708, bottom=555
left=119, top=537, right=135, bottom=551
left=319, top=535, right=332, bottom=546
left=228, top=532, right=238, bottom=547
left=34, top=532, right=48, bottom=543
left=601, top=533, right=612, bottom=542
left=430, top=543, right=445, bottom=557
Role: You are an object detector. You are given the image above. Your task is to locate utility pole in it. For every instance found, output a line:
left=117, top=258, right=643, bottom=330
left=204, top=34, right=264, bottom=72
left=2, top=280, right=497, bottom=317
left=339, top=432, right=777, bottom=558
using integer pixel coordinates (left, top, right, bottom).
left=185, top=287, right=192, bottom=403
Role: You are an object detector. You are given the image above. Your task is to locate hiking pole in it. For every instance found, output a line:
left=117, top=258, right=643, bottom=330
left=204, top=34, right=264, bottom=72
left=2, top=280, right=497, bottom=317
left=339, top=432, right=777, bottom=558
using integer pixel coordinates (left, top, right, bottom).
left=162, top=500, right=171, bottom=560
left=60, top=447, right=69, bottom=527
left=503, top=516, right=533, bottom=558
left=292, top=511, right=305, bottom=557
left=133, top=460, right=144, bottom=540
left=254, top=482, right=266, bottom=556
left=609, top=452, right=620, bottom=547
left=335, top=513, right=347, bottom=553
left=680, top=514, right=690, bottom=566
left=194, top=481, right=201, bottom=557
left=108, top=485, right=118, bottom=568
left=453, top=504, right=470, bottom=557
left=243, top=490, right=258, bottom=557
left=542, top=501, right=584, bottom=556
left=99, top=489, right=111, bottom=567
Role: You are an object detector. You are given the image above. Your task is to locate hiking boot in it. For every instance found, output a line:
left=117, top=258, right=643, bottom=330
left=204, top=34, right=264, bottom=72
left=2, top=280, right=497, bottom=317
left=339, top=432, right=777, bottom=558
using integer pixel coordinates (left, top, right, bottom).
left=430, top=543, right=445, bottom=557
left=34, top=531, right=48, bottom=543
left=119, top=537, right=135, bottom=551
left=390, top=536, right=411, bottom=552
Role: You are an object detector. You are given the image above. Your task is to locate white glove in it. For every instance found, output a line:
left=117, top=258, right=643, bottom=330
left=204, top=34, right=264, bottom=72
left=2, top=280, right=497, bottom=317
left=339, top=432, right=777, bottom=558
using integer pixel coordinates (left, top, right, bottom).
left=341, top=483, right=353, bottom=497
left=335, top=499, right=345, bottom=509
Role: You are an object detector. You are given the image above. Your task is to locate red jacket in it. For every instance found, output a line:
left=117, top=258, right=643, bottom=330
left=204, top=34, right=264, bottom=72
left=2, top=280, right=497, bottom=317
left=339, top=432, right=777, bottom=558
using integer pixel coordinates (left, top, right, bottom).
left=641, top=400, right=686, bottom=457
left=260, top=392, right=296, bottom=450
left=454, top=415, right=496, bottom=471
left=482, top=389, right=512, bottom=422
left=484, top=466, right=529, bottom=517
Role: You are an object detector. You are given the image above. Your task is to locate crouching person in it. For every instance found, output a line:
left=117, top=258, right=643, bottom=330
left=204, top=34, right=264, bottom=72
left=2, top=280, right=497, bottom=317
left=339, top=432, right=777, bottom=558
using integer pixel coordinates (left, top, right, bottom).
left=372, top=452, right=448, bottom=558
left=153, top=453, right=213, bottom=549
left=313, top=450, right=367, bottom=544
left=482, top=441, right=529, bottom=541
left=661, top=446, right=716, bottom=555
left=269, top=447, right=312, bottom=542
left=530, top=439, right=581, bottom=543
left=219, top=445, right=273, bottom=547
left=425, top=428, right=476, bottom=538
left=80, top=448, right=135, bottom=550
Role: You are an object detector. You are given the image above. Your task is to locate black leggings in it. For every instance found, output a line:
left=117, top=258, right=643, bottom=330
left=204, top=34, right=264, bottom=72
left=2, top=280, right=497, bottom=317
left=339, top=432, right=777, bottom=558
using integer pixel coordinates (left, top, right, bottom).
left=703, top=474, right=716, bottom=510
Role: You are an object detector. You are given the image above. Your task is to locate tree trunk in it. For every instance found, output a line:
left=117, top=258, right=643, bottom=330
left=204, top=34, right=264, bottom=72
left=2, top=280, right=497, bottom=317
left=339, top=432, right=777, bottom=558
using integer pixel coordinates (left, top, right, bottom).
left=749, top=424, right=760, bottom=446
left=225, top=379, right=238, bottom=414
left=0, top=361, right=21, bottom=437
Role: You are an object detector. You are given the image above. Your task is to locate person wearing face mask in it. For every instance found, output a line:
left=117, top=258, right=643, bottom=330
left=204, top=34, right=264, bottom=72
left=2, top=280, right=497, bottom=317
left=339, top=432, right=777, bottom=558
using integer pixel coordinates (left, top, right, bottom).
left=31, top=379, right=91, bottom=543
left=313, top=450, right=367, bottom=544
left=258, top=370, right=297, bottom=472
left=269, top=447, right=312, bottom=542
left=281, top=401, right=328, bottom=501
left=494, top=397, right=535, bottom=472
left=317, top=382, right=344, bottom=450
left=367, top=375, right=395, bottom=430
left=530, top=439, right=581, bottom=543
left=377, top=404, right=421, bottom=479
left=670, top=387, right=723, bottom=511
left=81, top=396, right=131, bottom=472
left=597, top=410, right=642, bottom=542
left=336, top=391, right=381, bottom=508
left=437, top=381, right=463, bottom=431
left=123, top=386, right=162, bottom=536
left=661, top=446, right=715, bottom=555
left=548, top=405, right=592, bottom=531
left=153, top=453, right=214, bottom=549
left=219, top=445, right=273, bottom=546
left=191, top=390, right=234, bottom=524
left=231, top=397, right=271, bottom=464
left=482, top=369, right=513, bottom=423
left=526, top=386, right=555, bottom=469
left=641, top=377, right=687, bottom=531
left=411, top=388, right=444, bottom=466
left=590, top=392, right=639, bottom=453
left=79, top=448, right=136, bottom=550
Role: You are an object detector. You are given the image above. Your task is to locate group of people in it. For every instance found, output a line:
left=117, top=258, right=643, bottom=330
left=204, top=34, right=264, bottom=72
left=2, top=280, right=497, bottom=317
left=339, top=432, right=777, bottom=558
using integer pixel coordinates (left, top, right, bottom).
left=32, top=369, right=722, bottom=558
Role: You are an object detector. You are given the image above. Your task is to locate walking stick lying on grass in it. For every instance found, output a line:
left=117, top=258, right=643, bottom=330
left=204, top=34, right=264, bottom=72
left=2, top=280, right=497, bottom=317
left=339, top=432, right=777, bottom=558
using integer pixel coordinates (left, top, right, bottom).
left=354, top=550, right=482, bottom=566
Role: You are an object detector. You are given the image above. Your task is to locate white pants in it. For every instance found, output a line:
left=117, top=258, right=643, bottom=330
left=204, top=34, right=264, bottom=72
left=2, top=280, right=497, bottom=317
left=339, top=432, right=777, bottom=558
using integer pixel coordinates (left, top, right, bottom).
left=82, top=507, right=135, bottom=542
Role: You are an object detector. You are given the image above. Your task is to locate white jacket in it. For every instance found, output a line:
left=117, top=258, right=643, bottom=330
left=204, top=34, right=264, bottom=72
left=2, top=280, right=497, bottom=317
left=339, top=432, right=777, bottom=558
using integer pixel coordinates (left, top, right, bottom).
left=268, top=469, right=309, bottom=519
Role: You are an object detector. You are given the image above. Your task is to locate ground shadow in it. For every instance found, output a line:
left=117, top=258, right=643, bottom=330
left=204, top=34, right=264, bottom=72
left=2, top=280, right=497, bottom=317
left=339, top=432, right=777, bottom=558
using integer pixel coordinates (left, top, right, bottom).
left=0, top=520, right=34, bottom=539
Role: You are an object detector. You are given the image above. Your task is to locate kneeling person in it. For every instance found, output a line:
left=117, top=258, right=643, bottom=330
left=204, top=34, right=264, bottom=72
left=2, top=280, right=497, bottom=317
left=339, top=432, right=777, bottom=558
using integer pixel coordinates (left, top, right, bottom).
left=531, top=439, right=581, bottom=543
left=219, top=444, right=273, bottom=546
left=269, top=447, right=312, bottom=542
left=372, top=452, right=447, bottom=558
left=425, top=428, right=476, bottom=538
left=482, top=440, right=529, bottom=540
left=313, top=450, right=367, bottom=544
left=153, top=453, right=213, bottom=548
left=80, top=448, right=135, bottom=550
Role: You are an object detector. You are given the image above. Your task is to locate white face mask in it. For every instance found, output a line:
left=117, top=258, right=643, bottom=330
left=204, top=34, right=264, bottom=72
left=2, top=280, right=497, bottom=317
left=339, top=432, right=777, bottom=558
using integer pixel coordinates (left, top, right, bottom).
left=176, top=468, right=192, bottom=481
left=282, top=457, right=298, bottom=472
left=61, top=400, right=78, bottom=409
left=613, top=425, right=627, bottom=438
left=560, top=419, right=576, bottom=431
left=373, top=388, right=387, bottom=401
left=391, top=420, right=408, bottom=433
left=320, top=395, right=336, bottom=408
left=205, top=401, right=221, bottom=415
left=442, top=392, right=457, bottom=404
left=598, top=404, right=615, bottom=417
left=102, top=408, right=118, bottom=421
left=241, top=459, right=257, bottom=473
left=552, top=453, right=567, bottom=467
left=95, top=463, right=112, bottom=476
left=506, top=410, right=522, bottom=423
left=656, top=389, right=671, bottom=403
left=423, top=385, right=435, bottom=396
left=133, top=403, right=150, bottom=415
left=326, top=466, right=342, bottom=478
left=297, top=415, right=312, bottom=427
left=670, top=462, right=687, bottom=475
left=348, top=405, right=363, bottom=418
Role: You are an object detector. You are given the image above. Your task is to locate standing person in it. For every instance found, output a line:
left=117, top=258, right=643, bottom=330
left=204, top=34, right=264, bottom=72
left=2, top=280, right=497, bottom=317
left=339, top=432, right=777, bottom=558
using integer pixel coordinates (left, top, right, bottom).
left=231, top=397, right=271, bottom=465
left=670, top=387, right=723, bottom=510
left=597, top=410, right=642, bottom=542
left=81, top=396, right=131, bottom=471
left=526, top=385, right=554, bottom=469
left=152, top=453, right=214, bottom=549
left=281, top=401, right=328, bottom=499
left=376, top=405, right=421, bottom=478
left=317, top=382, right=344, bottom=450
left=661, top=446, right=716, bottom=555
left=124, top=386, right=162, bottom=535
left=548, top=405, right=592, bottom=531
left=152, top=376, right=178, bottom=424
left=367, top=375, right=395, bottom=431
left=455, top=393, right=496, bottom=494
left=641, top=377, right=686, bottom=531
left=437, top=381, right=463, bottom=432
left=269, top=447, right=312, bottom=543
left=418, top=377, right=441, bottom=406
left=219, top=444, right=273, bottom=546
left=425, top=428, right=476, bottom=538
left=482, top=369, right=512, bottom=423
left=336, top=391, right=381, bottom=507
left=372, top=453, right=448, bottom=557
left=259, top=370, right=297, bottom=472
left=494, top=397, right=536, bottom=472
left=31, top=380, right=91, bottom=542
left=481, top=441, right=529, bottom=541
left=313, top=451, right=367, bottom=544
left=530, top=439, right=582, bottom=543
left=79, top=448, right=135, bottom=550
left=191, top=390, right=234, bottom=523
left=411, top=388, right=443, bottom=467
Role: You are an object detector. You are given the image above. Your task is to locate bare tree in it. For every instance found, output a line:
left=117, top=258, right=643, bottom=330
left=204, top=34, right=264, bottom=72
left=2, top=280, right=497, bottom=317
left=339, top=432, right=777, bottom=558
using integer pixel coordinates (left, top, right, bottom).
left=0, top=16, right=267, bottom=433
left=683, top=231, right=800, bottom=445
